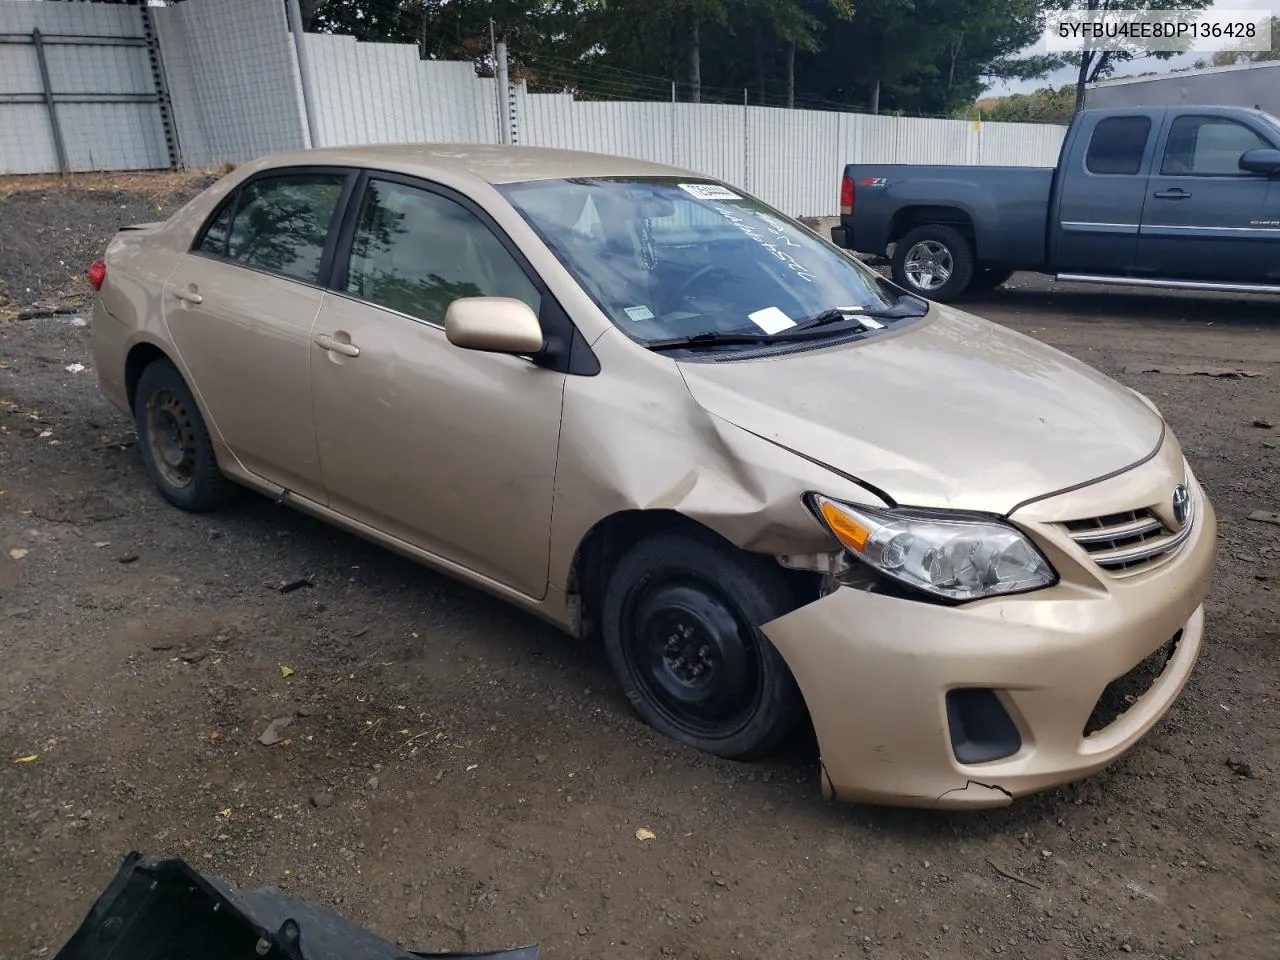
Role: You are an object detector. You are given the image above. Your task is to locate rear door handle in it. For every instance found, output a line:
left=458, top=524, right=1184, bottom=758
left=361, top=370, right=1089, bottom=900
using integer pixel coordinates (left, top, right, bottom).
left=1153, top=188, right=1191, bottom=199
left=314, top=334, right=360, bottom=358
left=171, top=287, right=203, bottom=304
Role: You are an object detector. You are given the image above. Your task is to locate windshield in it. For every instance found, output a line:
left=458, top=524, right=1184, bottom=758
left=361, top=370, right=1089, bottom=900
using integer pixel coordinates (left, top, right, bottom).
left=498, top=177, right=911, bottom=345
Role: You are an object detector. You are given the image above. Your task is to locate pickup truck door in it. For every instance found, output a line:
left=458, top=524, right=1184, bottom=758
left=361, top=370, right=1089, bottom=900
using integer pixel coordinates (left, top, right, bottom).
left=1136, top=111, right=1280, bottom=284
left=1052, top=109, right=1164, bottom=274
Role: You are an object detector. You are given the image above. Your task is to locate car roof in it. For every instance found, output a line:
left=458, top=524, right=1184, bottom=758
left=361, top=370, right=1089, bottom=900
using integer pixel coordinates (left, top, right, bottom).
left=250, top=143, right=706, bottom=185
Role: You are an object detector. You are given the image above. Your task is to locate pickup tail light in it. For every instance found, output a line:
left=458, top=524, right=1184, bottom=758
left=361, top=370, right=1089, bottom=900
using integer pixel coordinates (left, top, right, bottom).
left=839, top=174, right=854, bottom=216
left=88, top=258, right=107, bottom=292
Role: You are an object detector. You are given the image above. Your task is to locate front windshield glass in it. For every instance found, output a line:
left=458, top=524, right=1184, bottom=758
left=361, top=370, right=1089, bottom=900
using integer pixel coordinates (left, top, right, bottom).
left=498, top=176, right=911, bottom=344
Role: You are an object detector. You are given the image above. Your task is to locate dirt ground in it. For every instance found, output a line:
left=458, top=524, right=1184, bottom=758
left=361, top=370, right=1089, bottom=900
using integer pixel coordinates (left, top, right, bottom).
left=0, top=176, right=1277, bottom=960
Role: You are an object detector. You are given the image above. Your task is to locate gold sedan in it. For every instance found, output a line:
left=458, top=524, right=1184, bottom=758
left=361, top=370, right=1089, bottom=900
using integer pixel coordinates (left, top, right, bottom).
left=88, top=145, right=1216, bottom=808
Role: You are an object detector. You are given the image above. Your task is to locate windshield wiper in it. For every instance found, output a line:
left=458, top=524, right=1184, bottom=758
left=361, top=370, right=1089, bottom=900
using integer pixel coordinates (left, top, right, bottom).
left=645, top=295, right=929, bottom=352
left=790, top=296, right=929, bottom=332
left=645, top=331, right=784, bottom=351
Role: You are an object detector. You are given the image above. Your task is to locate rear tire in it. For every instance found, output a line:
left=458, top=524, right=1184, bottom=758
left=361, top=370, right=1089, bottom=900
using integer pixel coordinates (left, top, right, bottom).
left=601, top=528, right=802, bottom=761
left=891, top=224, right=974, bottom=302
left=133, top=359, right=235, bottom=512
left=970, top=267, right=1014, bottom=291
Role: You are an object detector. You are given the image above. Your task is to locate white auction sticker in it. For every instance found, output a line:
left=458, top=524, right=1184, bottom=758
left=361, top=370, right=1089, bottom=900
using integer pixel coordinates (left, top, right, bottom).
left=747, top=306, right=796, bottom=334
left=678, top=183, right=743, bottom=202
left=623, top=304, right=655, bottom=322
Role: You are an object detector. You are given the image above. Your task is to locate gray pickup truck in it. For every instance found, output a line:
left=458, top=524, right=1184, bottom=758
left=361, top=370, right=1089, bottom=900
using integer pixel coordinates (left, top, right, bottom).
left=831, top=105, right=1280, bottom=301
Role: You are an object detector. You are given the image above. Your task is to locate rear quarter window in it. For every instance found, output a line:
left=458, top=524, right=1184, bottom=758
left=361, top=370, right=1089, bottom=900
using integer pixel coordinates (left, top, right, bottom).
left=1085, top=116, right=1152, bottom=176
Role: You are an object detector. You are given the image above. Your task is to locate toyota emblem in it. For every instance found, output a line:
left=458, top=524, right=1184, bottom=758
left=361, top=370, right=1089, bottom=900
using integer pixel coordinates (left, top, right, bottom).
left=1172, top=484, right=1190, bottom=528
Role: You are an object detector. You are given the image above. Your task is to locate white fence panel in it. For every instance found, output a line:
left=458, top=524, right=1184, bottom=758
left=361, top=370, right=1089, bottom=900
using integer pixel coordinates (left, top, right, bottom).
left=0, top=0, right=166, bottom=174
left=849, top=114, right=977, bottom=165
left=673, top=102, right=746, bottom=190
left=305, top=36, right=500, bottom=148
left=745, top=106, right=842, bottom=216
left=978, top=121, right=1065, bottom=167
left=522, top=96, right=675, bottom=165
left=153, top=0, right=308, bottom=168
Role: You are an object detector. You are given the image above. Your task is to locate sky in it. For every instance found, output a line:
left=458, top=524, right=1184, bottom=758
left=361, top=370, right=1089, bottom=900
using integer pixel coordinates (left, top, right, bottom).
left=985, top=0, right=1274, bottom=95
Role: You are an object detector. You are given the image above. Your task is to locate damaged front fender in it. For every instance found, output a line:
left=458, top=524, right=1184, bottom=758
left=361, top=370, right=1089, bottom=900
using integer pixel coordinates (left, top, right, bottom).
left=547, top=333, right=889, bottom=606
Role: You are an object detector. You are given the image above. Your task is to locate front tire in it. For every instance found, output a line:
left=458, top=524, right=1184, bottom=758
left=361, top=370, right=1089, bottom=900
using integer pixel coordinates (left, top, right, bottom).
left=891, top=224, right=975, bottom=302
left=601, top=529, right=802, bottom=760
left=133, top=359, right=235, bottom=512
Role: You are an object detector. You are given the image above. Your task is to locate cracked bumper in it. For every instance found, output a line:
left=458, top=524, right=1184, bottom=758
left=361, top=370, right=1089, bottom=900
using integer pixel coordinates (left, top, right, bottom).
left=762, top=485, right=1215, bottom=810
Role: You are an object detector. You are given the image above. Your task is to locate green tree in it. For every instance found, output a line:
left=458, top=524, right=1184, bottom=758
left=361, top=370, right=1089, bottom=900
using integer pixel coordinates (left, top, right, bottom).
left=1212, top=16, right=1280, bottom=65
left=1056, top=0, right=1214, bottom=111
left=300, top=0, right=1067, bottom=116
left=975, top=82, right=1077, bottom=124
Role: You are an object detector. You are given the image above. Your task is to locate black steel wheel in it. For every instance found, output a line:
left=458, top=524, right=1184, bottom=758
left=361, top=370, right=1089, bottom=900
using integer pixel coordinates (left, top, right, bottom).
left=134, top=358, right=235, bottom=512
left=602, top=529, right=802, bottom=760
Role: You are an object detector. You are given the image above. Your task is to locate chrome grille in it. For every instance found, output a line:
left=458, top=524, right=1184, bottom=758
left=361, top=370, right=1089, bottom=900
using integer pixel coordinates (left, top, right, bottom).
left=1063, top=498, right=1195, bottom=574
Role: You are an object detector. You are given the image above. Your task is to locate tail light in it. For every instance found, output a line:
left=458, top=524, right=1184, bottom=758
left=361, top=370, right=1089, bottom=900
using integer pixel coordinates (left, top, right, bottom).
left=88, top=258, right=107, bottom=292
left=839, top=175, right=854, bottom=216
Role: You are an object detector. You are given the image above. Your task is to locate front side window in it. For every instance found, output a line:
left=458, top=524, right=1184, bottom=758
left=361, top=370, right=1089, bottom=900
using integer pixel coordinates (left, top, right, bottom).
left=344, top=179, right=540, bottom=324
left=497, top=177, right=913, bottom=347
left=1161, top=116, right=1272, bottom=176
left=1085, top=116, right=1152, bottom=176
left=219, top=174, right=346, bottom=282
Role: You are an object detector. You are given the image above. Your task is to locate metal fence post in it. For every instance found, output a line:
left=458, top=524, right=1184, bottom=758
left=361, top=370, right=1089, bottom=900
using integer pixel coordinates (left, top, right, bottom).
left=286, top=0, right=320, bottom=147
left=495, top=41, right=511, bottom=145
left=31, top=29, right=69, bottom=175
left=670, top=80, right=676, bottom=166
left=743, top=87, right=749, bottom=193
left=140, top=5, right=181, bottom=170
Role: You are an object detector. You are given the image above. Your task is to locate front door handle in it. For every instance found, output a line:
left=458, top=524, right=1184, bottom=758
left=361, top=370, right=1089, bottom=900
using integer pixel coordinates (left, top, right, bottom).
left=1153, top=188, right=1191, bottom=199
left=171, top=287, right=203, bottom=304
left=314, top=333, right=360, bottom=358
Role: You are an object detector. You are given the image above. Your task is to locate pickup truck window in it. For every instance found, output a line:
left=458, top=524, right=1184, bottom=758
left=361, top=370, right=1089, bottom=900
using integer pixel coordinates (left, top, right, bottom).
left=1085, top=117, right=1151, bottom=176
left=1160, top=116, right=1272, bottom=177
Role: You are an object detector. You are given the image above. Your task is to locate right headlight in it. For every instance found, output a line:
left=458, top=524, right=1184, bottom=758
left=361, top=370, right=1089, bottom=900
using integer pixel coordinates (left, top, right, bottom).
left=808, top=494, right=1057, bottom=603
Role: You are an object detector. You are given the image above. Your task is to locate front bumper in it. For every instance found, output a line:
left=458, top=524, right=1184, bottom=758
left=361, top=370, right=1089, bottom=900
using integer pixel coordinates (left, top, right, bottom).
left=763, top=470, right=1217, bottom=810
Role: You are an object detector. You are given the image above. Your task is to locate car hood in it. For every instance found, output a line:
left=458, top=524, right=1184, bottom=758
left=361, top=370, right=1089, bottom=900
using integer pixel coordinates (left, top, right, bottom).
left=677, top=305, right=1163, bottom=514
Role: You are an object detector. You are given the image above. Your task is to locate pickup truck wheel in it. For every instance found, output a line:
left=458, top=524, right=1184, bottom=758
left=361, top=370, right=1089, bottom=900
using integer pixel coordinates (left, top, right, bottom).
left=891, top=225, right=974, bottom=301
left=971, top=267, right=1014, bottom=290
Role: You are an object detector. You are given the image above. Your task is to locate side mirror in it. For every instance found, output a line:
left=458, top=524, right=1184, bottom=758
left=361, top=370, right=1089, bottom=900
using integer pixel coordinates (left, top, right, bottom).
left=444, top=297, right=544, bottom=355
left=1238, top=147, right=1280, bottom=177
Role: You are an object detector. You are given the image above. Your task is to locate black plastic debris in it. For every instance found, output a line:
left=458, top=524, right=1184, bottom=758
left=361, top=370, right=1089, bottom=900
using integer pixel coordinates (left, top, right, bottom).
left=54, top=852, right=539, bottom=960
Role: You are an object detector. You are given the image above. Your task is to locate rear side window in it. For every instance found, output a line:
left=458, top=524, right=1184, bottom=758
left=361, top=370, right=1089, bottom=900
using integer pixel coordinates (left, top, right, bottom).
left=1085, top=117, right=1152, bottom=175
left=206, top=174, right=346, bottom=283
left=1161, top=116, right=1271, bottom=176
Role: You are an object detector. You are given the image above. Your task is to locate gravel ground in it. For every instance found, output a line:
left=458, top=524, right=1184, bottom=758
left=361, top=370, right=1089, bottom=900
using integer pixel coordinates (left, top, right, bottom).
left=0, top=175, right=1278, bottom=960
